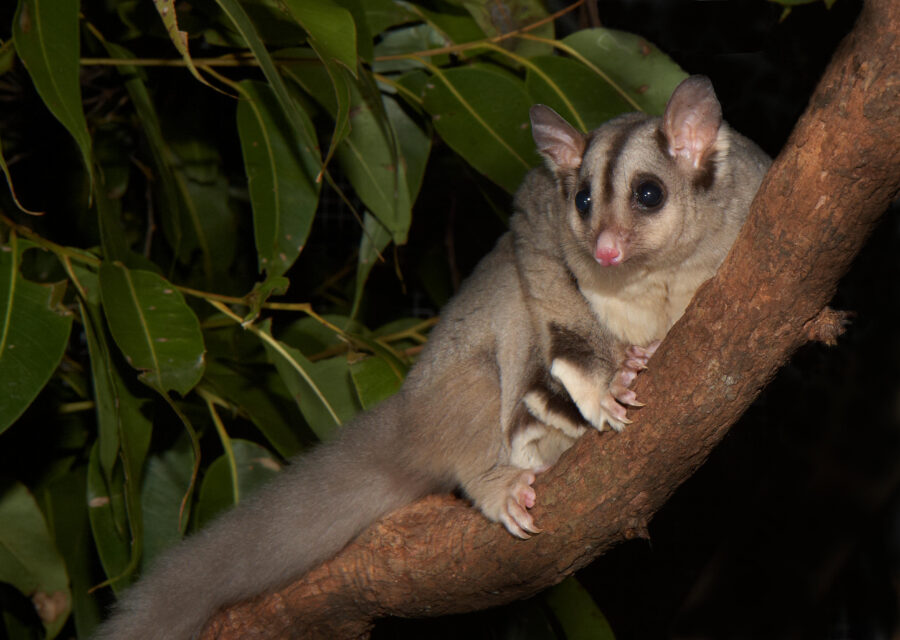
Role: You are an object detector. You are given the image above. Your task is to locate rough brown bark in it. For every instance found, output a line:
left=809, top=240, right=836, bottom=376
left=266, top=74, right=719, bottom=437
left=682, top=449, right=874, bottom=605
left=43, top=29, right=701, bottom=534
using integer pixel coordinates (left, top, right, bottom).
left=203, top=1, right=900, bottom=637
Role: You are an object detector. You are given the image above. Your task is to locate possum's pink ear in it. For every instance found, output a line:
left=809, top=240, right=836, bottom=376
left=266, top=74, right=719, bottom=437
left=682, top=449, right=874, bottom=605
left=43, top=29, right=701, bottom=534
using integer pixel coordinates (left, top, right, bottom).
left=530, top=105, right=585, bottom=171
left=661, top=75, right=723, bottom=169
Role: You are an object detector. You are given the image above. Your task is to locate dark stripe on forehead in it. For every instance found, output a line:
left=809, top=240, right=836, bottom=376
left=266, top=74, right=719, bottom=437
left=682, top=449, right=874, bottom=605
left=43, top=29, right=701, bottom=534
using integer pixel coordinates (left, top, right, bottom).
left=602, top=118, right=647, bottom=204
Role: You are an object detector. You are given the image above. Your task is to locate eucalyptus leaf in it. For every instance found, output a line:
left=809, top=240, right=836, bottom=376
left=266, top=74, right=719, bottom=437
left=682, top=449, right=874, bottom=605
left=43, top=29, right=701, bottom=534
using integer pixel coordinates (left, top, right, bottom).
left=409, top=2, right=487, bottom=46
left=562, top=28, right=688, bottom=115
left=238, top=80, right=320, bottom=279
left=150, top=0, right=214, bottom=89
left=171, top=170, right=239, bottom=284
left=99, top=262, right=205, bottom=396
left=140, top=436, right=195, bottom=569
left=459, top=0, right=553, bottom=58
left=282, top=0, right=358, bottom=74
left=420, top=64, right=535, bottom=193
left=203, top=360, right=305, bottom=458
left=0, top=482, right=71, bottom=639
left=214, top=0, right=321, bottom=161
left=43, top=468, right=102, bottom=638
left=81, top=297, right=151, bottom=590
left=259, top=320, right=359, bottom=441
left=86, top=443, right=132, bottom=594
left=97, top=41, right=186, bottom=265
left=12, top=0, right=94, bottom=190
left=196, top=439, right=281, bottom=527
left=0, top=237, right=73, bottom=434
left=335, top=90, right=415, bottom=243
left=524, top=56, right=633, bottom=132
left=543, top=577, right=616, bottom=640
left=349, top=355, right=403, bottom=409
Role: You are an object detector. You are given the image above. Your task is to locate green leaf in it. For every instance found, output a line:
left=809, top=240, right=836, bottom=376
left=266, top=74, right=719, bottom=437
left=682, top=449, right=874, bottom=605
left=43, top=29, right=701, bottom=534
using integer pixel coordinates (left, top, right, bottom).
left=99, top=262, right=206, bottom=396
left=371, top=23, right=447, bottom=74
left=562, top=29, right=688, bottom=115
left=43, top=468, right=102, bottom=638
left=525, top=56, right=633, bottom=132
left=284, top=61, right=418, bottom=244
left=151, top=0, right=216, bottom=90
left=140, top=436, right=194, bottom=569
left=12, top=0, right=93, bottom=191
left=459, top=0, right=554, bottom=58
left=349, top=355, right=403, bottom=409
left=386, top=94, right=431, bottom=202
left=95, top=41, right=187, bottom=264
left=172, top=169, right=239, bottom=284
left=279, top=0, right=359, bottom=168
left=420, top=65, right=535, bottom=193
left=0, top=236, right=73, bottom=434
left=196, top=440, right=281, bottom=528
left=204, top=360, right=305, bottom=458
left=544, top=577, right=616, bottom=640
left=282, top=0, right=358, bottom=74
left=408, top=2, right=487, bottom=46
left=237, top=80, right=320, bottom=279
left=259, top=320, right=359, bottom=441
left=0, top=481, right=72, bottom=639
left=214, top=0, right=322, bottom=164
left=86, top=443, right=131, bottom=594
left=79, top=290, right=152, bottom=589
left=335, top=90, right=415, bottom=243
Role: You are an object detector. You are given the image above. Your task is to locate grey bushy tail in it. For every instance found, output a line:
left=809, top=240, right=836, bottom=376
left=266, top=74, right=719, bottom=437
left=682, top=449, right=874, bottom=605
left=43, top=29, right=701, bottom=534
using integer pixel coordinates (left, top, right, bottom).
left=92, top=395, right=434, bottom=640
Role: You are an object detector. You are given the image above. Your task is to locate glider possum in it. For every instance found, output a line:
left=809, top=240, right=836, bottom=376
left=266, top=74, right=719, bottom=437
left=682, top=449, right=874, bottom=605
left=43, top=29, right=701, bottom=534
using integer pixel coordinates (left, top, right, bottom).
left=93, top=75, right=771, bottom=639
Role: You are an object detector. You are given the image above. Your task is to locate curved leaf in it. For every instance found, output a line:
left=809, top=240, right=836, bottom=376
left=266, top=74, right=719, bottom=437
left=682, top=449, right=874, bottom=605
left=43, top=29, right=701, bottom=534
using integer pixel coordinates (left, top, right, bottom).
left=196, top=439, right=281, bottom=527
left=86, top=443, right=131, bottom=594
left=43, top=468, right=102, bottom=637
left=99, top=262, right=205, bottom=395
left=79, top=292, right=151, bottom=588
left=237, top=80, right=320, bottom=279
left=12, top=0, right=93, bottom=190
left=561, top=28, right=688, bottom=115
left=349, top=354, right=403, bottom=409
left=419, top=64, right=536, bottom=193
left=258, top=320, right=359, bottom=441
left=544, top=577, right=616, bottom=640
left=151, top=0, right=215, bottom=89
left=0, top=237, right=72, bottom=434
left=140, top=436, right=194, bottom=569
left=525, top=55, right=633, bottom=132
left=459, top=0, right=554, bottom=58
left=203, top=360, right=304, bottom=458
left=335, top=90, right=424, bottom=243
left=214, top=0, right=321, bottom=163
left=0, top=481, right=71, bottom=639
left=283, top=0, right=358, bottom=73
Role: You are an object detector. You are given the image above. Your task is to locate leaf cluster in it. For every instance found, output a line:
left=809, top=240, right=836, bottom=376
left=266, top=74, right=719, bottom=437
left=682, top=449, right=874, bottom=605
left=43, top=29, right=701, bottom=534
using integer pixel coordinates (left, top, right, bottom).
left=0, top=0, right=687, bottom=636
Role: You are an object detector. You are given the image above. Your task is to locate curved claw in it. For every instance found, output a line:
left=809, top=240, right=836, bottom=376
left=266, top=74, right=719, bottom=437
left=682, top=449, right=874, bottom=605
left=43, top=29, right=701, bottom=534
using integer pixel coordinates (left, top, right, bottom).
left=497, top=470, right=541, bottom=538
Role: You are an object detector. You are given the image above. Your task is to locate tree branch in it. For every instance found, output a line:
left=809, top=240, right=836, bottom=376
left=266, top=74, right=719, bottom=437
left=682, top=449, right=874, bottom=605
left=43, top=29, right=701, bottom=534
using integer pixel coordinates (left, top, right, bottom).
left=203, top=0, right=900, bottom=636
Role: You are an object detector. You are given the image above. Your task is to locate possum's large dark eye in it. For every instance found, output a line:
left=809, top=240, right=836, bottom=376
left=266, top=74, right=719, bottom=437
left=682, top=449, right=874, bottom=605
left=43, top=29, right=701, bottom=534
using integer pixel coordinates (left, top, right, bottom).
left=634, top=179, right=665, bottom=210
left=575, top=188, right=592, bottom=215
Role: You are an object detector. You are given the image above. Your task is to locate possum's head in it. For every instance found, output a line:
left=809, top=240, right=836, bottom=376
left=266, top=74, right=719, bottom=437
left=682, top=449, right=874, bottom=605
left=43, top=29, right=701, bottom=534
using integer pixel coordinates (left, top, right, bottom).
left=530, top=76, right=742, bottom=274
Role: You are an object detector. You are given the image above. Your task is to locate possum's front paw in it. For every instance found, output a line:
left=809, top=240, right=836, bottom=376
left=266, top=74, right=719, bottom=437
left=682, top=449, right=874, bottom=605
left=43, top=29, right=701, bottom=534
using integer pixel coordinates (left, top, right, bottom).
left=607, top=341, right=660, bottom=411
left=466, top=467, right=541, bottom=539
left=551, top=341, right=659, bottom=433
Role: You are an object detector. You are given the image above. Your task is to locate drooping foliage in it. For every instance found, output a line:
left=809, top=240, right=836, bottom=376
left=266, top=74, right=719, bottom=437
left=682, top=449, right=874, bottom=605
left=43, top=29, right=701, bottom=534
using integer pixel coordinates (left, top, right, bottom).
left=0, top=0, right=694, bottom=636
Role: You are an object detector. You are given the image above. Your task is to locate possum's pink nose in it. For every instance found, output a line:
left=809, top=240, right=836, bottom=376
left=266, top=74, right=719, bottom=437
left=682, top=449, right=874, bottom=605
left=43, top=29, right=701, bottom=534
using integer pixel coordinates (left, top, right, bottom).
left=595, top=245, right=622, bottom=266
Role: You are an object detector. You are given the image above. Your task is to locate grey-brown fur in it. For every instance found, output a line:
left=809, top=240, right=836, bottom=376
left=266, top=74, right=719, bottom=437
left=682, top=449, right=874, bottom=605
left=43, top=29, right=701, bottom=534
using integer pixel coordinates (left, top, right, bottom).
left=92, top=76, right=770, bottom=639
